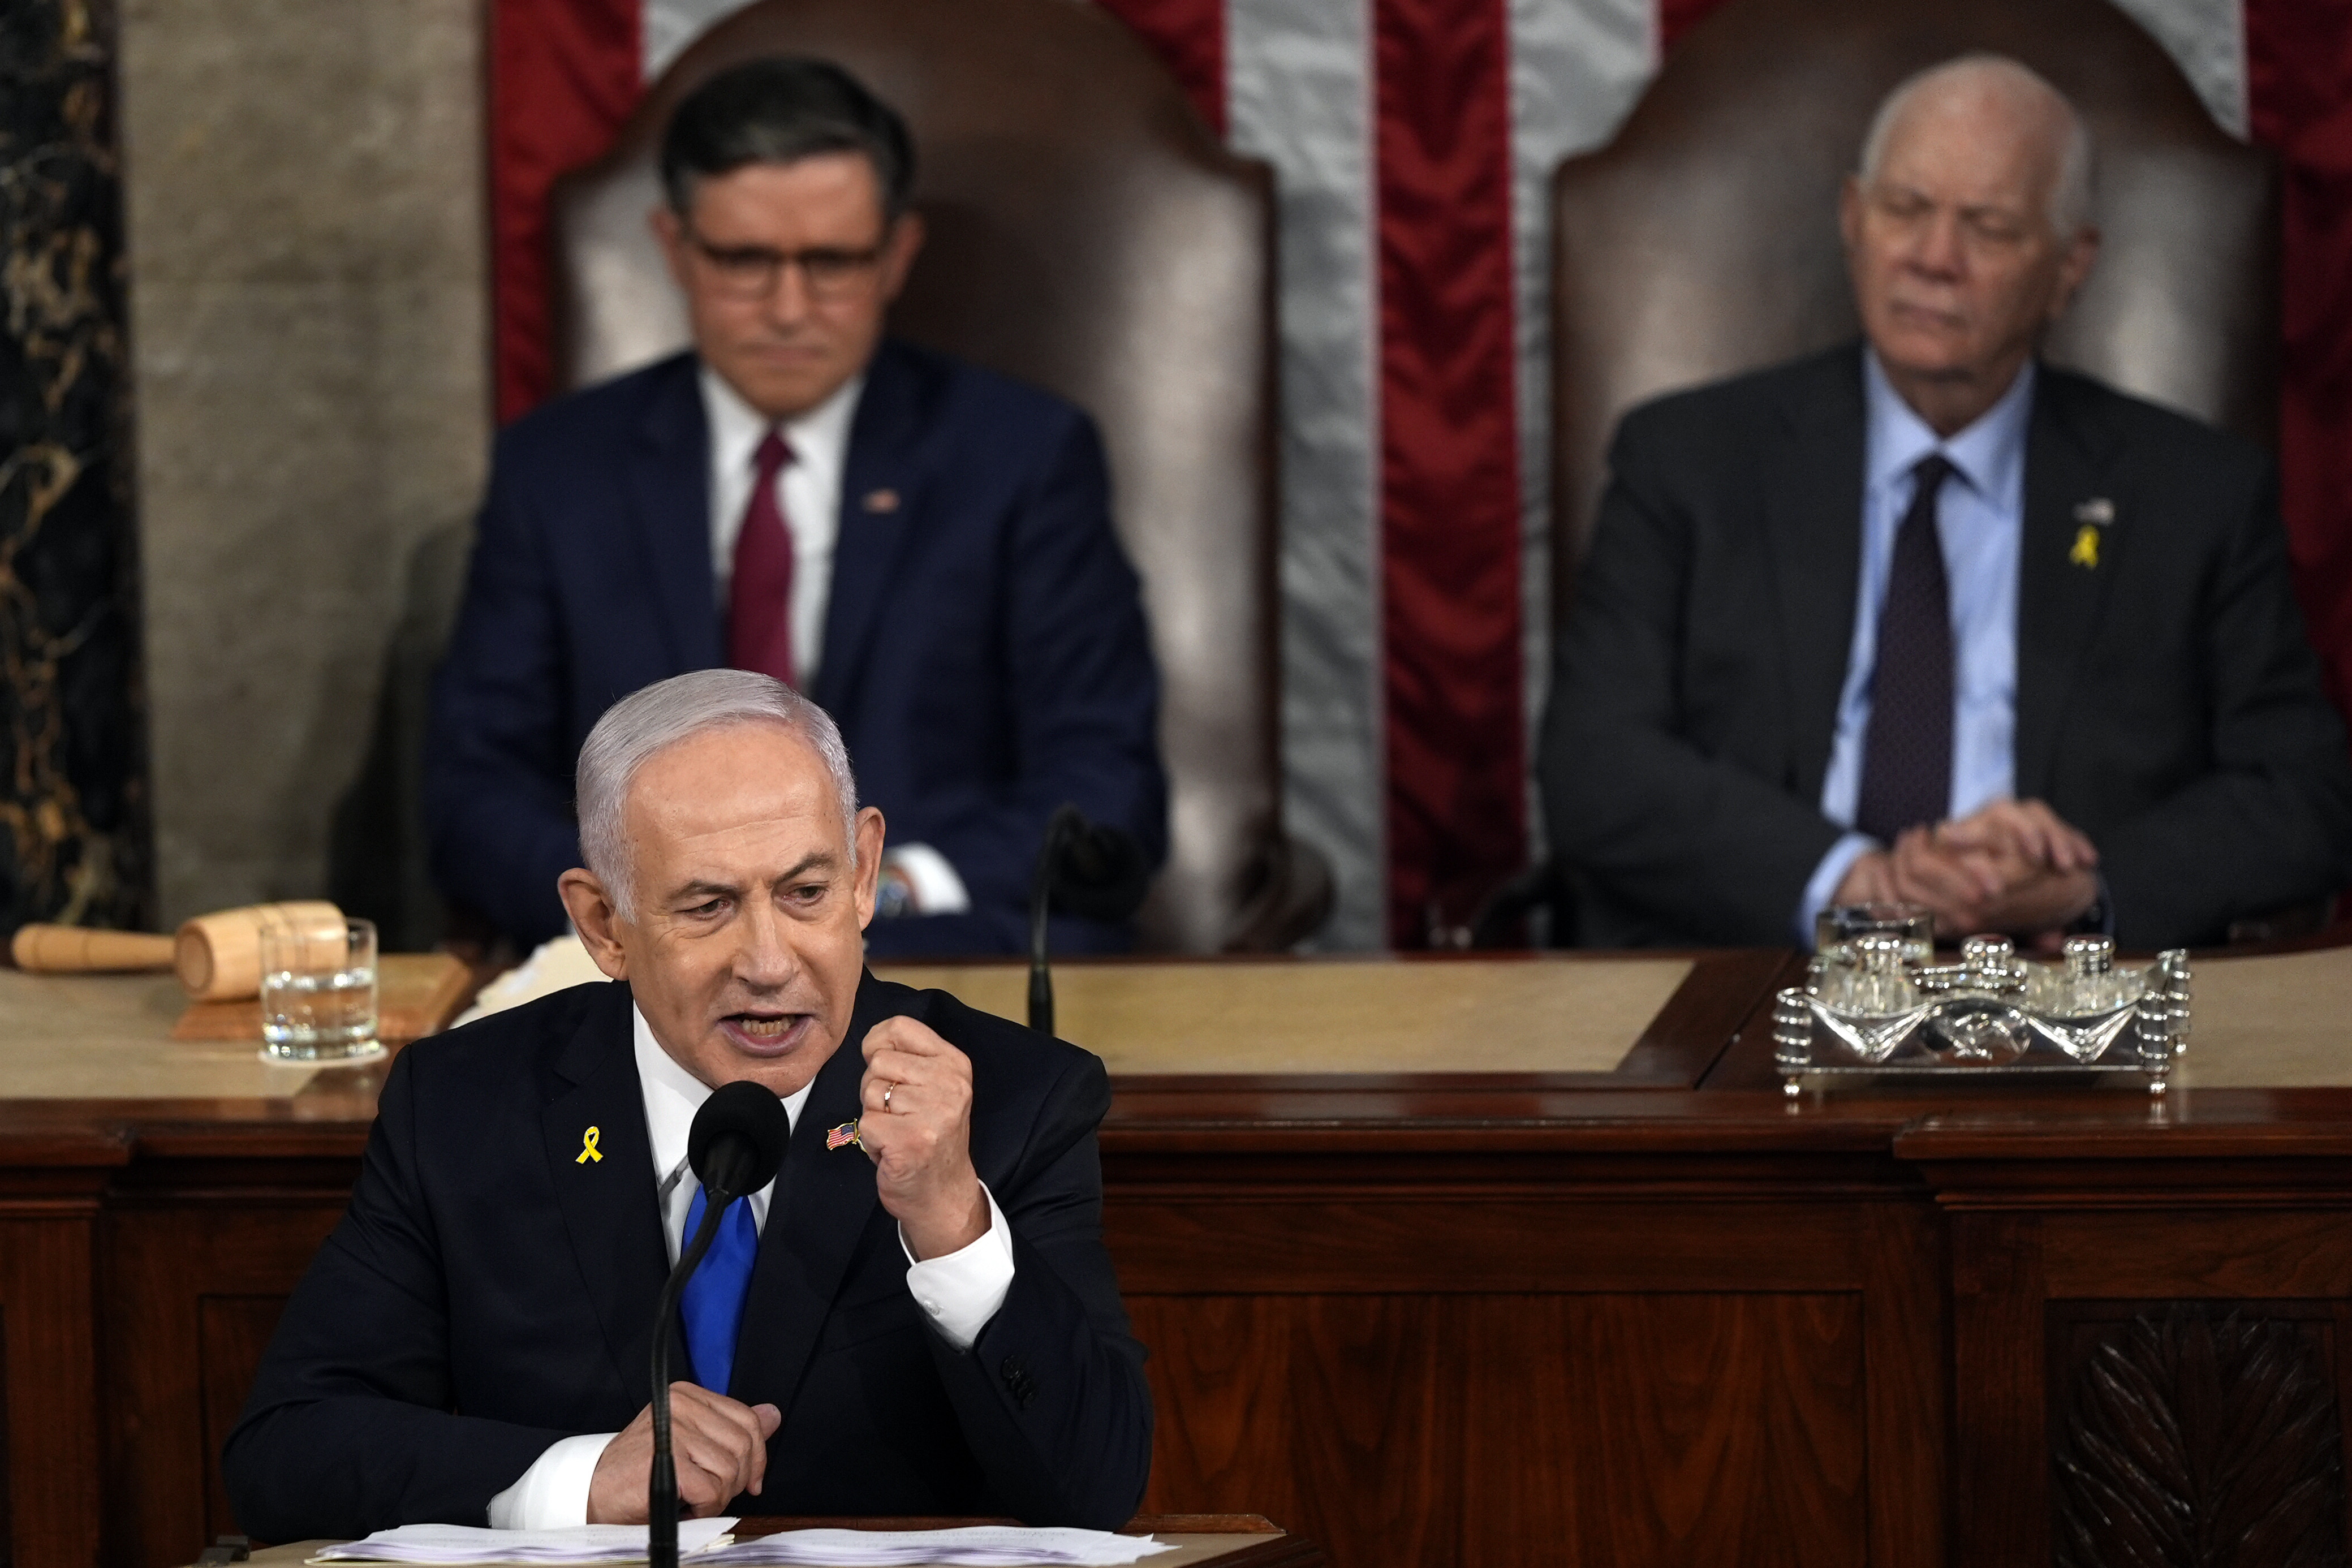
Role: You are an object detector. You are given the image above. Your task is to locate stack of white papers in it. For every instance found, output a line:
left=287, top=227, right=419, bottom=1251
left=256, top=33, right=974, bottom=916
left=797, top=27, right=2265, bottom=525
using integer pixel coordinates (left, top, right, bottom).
left=700, top=1527, right=1175, bottom=1566
left=314, top=1519, right=740, bottom=1563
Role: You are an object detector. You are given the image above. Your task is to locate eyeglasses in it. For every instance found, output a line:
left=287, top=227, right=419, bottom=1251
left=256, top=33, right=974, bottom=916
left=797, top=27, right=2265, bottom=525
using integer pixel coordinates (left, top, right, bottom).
left=682, top=224, right=891, bottom=300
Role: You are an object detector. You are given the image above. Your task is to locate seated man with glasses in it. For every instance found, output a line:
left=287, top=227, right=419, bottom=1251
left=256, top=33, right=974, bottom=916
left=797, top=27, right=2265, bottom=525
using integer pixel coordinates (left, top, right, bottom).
left=1541, top=52, right=2352, bottom=950
left=427, top=57, right=1166, bottom=957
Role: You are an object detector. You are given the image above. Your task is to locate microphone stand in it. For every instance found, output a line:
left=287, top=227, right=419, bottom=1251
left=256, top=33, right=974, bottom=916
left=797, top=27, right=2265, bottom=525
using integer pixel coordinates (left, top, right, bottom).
left=648, top=1183, right=737, bottom=1568
left=1028, top=804, right=1085, bottom=1035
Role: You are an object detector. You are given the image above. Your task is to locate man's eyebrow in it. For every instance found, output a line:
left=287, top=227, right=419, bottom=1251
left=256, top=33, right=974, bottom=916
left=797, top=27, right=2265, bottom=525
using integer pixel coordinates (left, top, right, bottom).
left=664, top=877, right=745, bottom=903
left=776, top=850, right=840, bottom=882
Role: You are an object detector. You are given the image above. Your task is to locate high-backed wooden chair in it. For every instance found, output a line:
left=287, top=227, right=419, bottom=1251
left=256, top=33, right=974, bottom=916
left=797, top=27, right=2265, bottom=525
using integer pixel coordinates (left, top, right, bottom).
left=549, top=0, right=1330, bottom=952
left=1440, top=0, right=2288, bottom=949
left=1549, top=0, right=2277, bottom=594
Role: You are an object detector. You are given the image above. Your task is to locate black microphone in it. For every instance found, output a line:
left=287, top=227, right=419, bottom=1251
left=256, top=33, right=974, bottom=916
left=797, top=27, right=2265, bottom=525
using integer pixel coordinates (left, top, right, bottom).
left=1027, top=804, right=1152, bottom=1034
left=648, top=1082, right=793, bottom=1568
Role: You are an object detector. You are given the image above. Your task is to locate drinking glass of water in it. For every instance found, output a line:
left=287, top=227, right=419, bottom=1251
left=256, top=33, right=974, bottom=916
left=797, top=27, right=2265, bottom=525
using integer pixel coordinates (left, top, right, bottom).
left=260, top=915, right=380, bottom=1061
left=1814, top=901, right=1934, bottom=963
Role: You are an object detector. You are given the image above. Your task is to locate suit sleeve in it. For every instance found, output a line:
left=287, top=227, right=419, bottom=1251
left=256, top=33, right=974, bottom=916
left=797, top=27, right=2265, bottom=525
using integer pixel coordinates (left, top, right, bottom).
left=925, top=1050, right=1152, bottom=1530
left=1540, top=416, right=1855, bottom=944
left=2095, top=464, right=2352, bottom=947
left=221, top=1050, right=570, bottom=1539
left=422, top=438, right=583, bottom=946
left=900, top=414, right=1168, bottom=920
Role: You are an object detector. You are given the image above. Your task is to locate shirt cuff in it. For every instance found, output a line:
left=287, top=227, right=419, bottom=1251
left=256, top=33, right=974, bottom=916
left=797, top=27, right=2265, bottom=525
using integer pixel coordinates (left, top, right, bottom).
left=882, top=843, right=972, bottom=916
left=899, top=1182, right=1015, bottom=1352
left=1798, top=833, right=1880, bottom=947
left=486, top=1431, right=615, bottom=1529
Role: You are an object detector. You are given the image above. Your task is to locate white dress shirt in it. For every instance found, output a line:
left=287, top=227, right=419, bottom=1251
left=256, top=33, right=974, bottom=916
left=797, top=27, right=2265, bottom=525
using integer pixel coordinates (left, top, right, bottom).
left=698, top=366, right=970, bottom=917
left=703, top=364, right=857, bottom=688
left=486, top=1005, right=1016, bottom=1528
left=1797, top=353, right=2034, bottom=942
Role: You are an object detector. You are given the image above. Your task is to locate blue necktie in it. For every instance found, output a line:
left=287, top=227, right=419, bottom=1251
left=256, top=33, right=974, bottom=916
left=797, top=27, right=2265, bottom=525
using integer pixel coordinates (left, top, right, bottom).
left=680, top=1185, right=760, bottom=1395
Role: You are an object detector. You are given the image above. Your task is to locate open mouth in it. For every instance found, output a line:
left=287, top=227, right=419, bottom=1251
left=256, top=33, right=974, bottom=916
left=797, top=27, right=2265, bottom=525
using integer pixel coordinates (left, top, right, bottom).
left=721, top=1011, right=811, bottom=1054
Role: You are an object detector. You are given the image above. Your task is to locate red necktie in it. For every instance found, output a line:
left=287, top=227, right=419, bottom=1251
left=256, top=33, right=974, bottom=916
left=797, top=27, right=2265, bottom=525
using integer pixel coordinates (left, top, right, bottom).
left=726, top=430, right=798, bottom=687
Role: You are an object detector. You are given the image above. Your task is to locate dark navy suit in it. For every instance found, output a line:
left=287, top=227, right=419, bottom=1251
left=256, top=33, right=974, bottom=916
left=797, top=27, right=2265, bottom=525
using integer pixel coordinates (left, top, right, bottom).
left=424, top=342, right=1166, bottom=955
left=222, top=972, right=1153, bottom=1537
left=1543, top=344, right=2352, bottom=948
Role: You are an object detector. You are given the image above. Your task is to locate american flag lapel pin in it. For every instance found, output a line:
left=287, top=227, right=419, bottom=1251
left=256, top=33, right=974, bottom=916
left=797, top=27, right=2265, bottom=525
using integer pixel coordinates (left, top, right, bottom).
left=826, top=1119, right=862, bottom=1151
left=862, top=489, right=899, bottom=514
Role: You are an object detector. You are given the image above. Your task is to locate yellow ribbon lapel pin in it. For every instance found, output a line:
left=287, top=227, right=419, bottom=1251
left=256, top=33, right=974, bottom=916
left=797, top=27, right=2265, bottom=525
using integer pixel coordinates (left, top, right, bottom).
left=2069, top=497, right=2114, bottom=570
left=576, top=1126, right=602, bottom=1164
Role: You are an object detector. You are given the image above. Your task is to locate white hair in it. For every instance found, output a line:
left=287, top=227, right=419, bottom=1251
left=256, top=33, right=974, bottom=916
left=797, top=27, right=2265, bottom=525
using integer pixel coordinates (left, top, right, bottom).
left=576, top=669, right=860, bottom=921
left=1858, top=53, right=2095, bottom=239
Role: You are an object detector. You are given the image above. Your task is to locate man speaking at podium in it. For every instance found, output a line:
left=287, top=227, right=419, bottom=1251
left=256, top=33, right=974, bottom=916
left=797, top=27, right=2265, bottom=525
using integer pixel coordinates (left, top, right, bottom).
left=1543, top=54, right=2352, bottom=950
left=424, top=57, right=1165, bottom=958
left=225, top=670, right=1152, bottom=1537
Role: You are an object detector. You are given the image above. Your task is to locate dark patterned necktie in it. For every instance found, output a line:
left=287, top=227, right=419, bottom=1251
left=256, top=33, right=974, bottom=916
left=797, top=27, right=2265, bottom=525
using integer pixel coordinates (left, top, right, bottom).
left=726, top=430, right=798, bottom=687
left=1855, top=454, right=1955, bottom=843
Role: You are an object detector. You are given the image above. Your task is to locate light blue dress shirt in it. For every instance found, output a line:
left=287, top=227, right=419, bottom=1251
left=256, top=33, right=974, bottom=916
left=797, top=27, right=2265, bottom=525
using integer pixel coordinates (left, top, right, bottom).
left=1796, top=354, right=2035, bottom=942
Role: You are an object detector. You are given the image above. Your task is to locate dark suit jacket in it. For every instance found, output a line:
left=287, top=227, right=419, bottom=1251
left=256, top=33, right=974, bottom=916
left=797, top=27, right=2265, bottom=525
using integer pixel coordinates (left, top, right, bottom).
left=1541, top=343, right=2352, bottom=950
left=222, top=973, right=1153, bottom=1539
left=423, top=342, right=1166, bottom=957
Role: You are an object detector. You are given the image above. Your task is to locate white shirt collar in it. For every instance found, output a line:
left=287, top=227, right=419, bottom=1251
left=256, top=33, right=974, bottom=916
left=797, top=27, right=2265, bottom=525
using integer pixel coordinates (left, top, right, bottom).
left=1863, top=349, right=2035, bottom=506
left=699, top=362, right=864, bottom=496
left=632, top=1002, right=813, bottom=1194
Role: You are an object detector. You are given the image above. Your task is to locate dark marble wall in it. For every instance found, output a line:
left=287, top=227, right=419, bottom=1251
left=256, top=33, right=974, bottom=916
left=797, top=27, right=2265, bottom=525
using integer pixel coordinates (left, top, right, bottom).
left=0, top=0, right=149, bottom=936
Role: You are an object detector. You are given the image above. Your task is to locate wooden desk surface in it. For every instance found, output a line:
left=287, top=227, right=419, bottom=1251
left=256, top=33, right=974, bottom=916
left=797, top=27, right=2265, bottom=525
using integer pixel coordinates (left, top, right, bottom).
left=874, top=955, right=1692, bottom=1075
left=0, top=950, right=1756, bottom=1128
left=8, top=942, right=2352, bottom=1151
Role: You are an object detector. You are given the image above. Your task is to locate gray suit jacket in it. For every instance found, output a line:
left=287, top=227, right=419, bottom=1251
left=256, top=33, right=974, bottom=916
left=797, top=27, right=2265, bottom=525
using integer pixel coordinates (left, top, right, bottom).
left=1540, top=342, right=2352, bottom=950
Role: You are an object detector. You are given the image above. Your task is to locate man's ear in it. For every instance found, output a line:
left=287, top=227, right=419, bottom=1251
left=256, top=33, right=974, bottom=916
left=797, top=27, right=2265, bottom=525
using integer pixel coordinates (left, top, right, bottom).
left=877, top=210, right=925, bottom=304
left=1837, top=175, right=1865, bottom=260
left=852, top=807, right=888, bottom=928
left=559, top=868, right=632, bottom=981
left=649, top=204, right=693, bottom=295
left=2049, top=224, right=2101, bottom=322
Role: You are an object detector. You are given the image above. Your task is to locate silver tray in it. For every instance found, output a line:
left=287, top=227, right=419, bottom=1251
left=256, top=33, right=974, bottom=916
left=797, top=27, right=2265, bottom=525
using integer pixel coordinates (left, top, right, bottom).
left=1773, top=934, right=2190, bottom=1099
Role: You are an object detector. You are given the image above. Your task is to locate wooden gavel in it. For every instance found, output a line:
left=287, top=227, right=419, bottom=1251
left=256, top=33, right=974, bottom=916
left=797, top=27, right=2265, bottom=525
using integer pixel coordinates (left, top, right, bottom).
left=10, top=900, right=345, bottom=1001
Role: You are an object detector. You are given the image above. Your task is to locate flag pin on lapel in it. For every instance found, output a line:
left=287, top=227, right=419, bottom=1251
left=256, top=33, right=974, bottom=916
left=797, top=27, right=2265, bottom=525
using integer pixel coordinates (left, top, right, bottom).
left=863, top=489, right=899, bottom=514
left=826, top=1119, right=863, bottom=1151
left=2069, top=497, right=2113, bottom=570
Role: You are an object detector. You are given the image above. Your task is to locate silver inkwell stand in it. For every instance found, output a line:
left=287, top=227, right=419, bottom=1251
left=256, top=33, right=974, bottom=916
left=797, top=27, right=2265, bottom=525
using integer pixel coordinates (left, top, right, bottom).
left=1773, top=924, right=2192, bottom=1099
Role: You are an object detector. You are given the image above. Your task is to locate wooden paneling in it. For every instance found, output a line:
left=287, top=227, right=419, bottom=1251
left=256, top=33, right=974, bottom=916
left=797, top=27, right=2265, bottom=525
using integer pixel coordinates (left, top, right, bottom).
left=196, top=1299, right=292, bottom=1543
left=2045, top=1302, right=2349, bottom=1565
left=1131, top=1293, right=1873, bottom=1568
left=0, top=1217, right=101, bottom=1568
left=2, top=1304, right=10, bottom=1568
left=21, top=951, right=2352, bottom=1566
left=101, top=1200, right=348, bottom=1568
left=1924, top=1122, right=2352, bottom=1564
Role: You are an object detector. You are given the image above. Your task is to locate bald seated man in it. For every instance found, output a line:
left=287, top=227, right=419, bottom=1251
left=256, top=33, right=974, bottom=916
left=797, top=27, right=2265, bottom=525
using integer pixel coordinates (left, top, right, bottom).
left=225, top=669, right=1152, bottom=1537
left=1543, top=53, right=2352, bottom=950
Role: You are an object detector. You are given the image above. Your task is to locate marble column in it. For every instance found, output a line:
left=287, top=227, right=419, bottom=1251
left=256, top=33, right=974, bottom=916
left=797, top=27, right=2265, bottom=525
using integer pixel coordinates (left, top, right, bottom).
left=118, top=0, right=488, bottom=938
left=0, top=0, right=151, bottom=936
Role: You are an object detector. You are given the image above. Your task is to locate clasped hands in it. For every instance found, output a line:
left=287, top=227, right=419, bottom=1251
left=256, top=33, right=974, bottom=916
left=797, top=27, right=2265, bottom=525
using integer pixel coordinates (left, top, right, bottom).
left=587, top=1018, right=987, bottom=1524
left=1835, top=798, right=2100, bottom=948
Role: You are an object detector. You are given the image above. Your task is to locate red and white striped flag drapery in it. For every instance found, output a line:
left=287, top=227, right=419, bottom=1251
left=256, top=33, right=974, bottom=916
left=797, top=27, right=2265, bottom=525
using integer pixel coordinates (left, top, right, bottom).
left=488, top=0, right=2352, bottom=950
